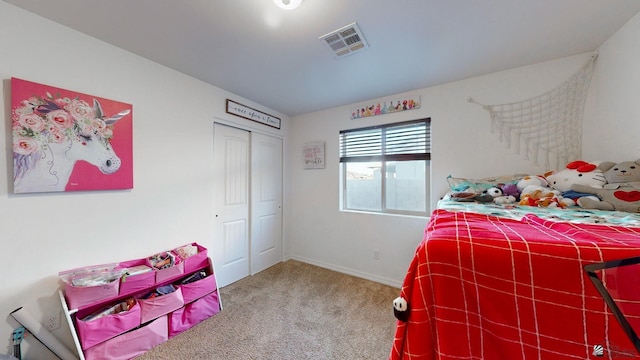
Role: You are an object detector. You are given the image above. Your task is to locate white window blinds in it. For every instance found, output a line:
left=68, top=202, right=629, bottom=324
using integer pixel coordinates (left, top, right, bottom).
left=339, top=119, right=430, bottom=162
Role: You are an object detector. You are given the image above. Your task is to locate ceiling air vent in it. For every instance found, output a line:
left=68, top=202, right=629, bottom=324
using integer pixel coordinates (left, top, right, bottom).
left=319, top=22, right=368, bottom=57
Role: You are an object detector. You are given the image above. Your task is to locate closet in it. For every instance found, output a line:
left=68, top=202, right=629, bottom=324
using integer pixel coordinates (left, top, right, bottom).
left=211, top=123, right=283, bottom=287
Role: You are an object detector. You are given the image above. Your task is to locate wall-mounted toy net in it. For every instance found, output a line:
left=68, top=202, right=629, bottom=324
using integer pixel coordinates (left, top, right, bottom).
left=469, top=53, right=597, bottom=170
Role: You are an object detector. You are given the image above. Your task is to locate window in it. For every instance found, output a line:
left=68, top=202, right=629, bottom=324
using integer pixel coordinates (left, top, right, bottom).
left=339, top=118, right=430, bottom=216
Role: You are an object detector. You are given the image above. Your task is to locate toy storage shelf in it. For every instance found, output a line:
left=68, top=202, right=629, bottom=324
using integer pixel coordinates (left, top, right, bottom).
left=58, top=243, right=221, bottom=360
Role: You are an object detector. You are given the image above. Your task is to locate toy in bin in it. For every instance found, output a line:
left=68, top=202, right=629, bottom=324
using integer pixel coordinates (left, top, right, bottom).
left=82, top=298, right=136, bottom=322
left=59, top=264, right=125, bottom=287
left=181, top=271, right=207, bottom=285
left=175, top=244, right=199, bottom=260
left=148, top=251, right=184, bottom=283
left=142, top=285, right=177, bottom=299
left=59, top=264, right=126, bottom=309
left=174, top=243, right=209, bottom=273
left=149, top=252, right=176, bottom=270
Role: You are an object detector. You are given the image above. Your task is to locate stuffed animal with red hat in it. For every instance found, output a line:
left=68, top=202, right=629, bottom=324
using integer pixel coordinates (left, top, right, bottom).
left=546, top=160, right=606, bottom=206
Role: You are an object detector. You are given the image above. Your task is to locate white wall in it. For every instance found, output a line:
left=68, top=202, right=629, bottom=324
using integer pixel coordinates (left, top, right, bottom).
left=583, top=12, right=640, bottom=161
left=288, top=10, right=640, bottom=292
left=0, top=3, right=290, bottom=359
left=288, top=54, right=592, bottom=287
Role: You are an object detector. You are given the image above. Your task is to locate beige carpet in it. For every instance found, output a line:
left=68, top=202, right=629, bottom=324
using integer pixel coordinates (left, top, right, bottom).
left=136, top=260, right=400, bottom=359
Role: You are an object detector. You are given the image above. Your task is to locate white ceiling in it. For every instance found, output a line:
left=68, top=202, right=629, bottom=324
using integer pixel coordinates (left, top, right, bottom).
left=5, top=0, right=640, bottom=117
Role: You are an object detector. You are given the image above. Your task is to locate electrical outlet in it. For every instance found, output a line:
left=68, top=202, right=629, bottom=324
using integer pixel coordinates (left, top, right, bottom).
left=373, top=249, right=380, bottom=260
left=45, top=312, right=61, bottom=331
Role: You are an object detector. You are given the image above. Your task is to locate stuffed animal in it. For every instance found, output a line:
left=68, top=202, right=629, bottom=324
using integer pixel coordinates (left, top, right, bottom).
left=545, top=160, right=605, bottom=206
left=516, top=175, right=549, bottom=194
left=500, top=183, right=520, bottom=200
left=393, top=296, right=409, bottom=322
left=572, top=159, right=640, bottom=212
left=484, top=187, right=503, bottom=198
left=484, top=186, right=516, bottom=204
left=516, top=176, right=553, bottom=201
left=519, top=186, right=566, bottom=208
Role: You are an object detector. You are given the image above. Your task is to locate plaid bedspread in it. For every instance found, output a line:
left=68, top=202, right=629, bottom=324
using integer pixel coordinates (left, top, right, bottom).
left=390, top=209, right=640, bottom=360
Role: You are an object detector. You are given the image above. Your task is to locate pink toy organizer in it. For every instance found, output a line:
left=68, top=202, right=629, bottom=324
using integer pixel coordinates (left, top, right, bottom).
left=59, top=242, right=221, bottom=359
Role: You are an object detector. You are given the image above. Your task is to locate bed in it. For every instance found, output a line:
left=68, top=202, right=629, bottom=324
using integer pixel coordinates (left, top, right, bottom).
left=390, top=197, right=640, bottom=360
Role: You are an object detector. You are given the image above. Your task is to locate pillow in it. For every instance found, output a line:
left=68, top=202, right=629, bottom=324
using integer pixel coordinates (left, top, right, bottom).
left=446, top=174, right=527, bottom=195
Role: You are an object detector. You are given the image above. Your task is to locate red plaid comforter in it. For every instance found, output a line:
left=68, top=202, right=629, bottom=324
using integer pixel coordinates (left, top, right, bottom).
left=390, top=209, right=640, bottom=360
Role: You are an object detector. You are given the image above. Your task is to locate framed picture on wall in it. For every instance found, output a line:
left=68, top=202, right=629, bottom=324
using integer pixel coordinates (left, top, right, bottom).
left=11, top=77, right=134, bottom=193
left=303, top=142, right=325, bottom=169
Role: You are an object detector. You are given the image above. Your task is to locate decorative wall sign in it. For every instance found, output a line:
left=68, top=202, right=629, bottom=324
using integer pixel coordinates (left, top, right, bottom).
left=11, top=78, right=133, bottom=193
left=350, top=95, right=420, bottom=119
left=303, top=142, right=325, bottom=169
left=226, top=99, right=281, bottom=129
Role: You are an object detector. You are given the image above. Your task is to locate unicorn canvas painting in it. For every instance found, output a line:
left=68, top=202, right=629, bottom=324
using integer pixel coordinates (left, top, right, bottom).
left=11, top=78, right=133, bottom=193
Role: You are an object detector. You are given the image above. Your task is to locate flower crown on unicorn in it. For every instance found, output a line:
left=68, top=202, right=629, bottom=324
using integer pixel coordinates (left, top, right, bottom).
left=12, top=92, right=129, bottom=158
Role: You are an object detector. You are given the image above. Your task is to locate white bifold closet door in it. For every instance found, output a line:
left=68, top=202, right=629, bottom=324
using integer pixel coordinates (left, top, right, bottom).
left=250, top=132, right=283, bottom=275
left=212, top=123, right=283, bottom=287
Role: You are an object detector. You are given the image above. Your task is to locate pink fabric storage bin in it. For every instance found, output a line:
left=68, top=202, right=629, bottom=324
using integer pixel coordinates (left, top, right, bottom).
left=117, top=260, right=154, bottom=296
left=168, top=291, right=220, bottom=338
left=138, top=287, right=184, bottom=323
left=65, top=280, right=119, bottom=310
left=147, top=254, right=184, bottom=284
left=83, top=315, right=168, bottom=360
left=76, top=300, right=141, bottom=350
left=178, top=272, right=217, bottom=304
left=174, top=243, right=209, bottom=273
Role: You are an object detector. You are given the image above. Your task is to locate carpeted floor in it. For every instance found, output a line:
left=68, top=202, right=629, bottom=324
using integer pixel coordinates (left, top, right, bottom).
left=135, top=260, right=400, bottom=359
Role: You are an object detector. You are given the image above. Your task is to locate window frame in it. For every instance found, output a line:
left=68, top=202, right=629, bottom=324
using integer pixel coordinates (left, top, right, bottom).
left=339, top=118, right=430, bottom=216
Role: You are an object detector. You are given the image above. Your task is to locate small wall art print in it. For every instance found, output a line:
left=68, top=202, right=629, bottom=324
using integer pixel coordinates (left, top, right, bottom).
left=11, top=78, right=133, bottom=193
left=303, top=142, right=325, bottom=169
left=350, top=95, right=420, bottom=120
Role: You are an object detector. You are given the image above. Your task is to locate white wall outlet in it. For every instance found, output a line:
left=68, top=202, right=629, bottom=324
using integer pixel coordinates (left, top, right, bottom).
left=45, top=312, right=61, bottom=331
left=373, top=249, right=380, bottom=260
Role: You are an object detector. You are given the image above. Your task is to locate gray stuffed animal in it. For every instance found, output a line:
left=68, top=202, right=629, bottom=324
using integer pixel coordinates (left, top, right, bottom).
left=572, top=159, right=640, bottom=212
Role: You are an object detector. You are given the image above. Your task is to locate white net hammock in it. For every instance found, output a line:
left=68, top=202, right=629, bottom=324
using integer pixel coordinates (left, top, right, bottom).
left=468, top=53, right=597, bottom=170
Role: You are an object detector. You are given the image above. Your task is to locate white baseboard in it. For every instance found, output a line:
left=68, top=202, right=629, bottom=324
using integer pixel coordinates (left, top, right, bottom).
left=288, top=255, right=402, bottom=289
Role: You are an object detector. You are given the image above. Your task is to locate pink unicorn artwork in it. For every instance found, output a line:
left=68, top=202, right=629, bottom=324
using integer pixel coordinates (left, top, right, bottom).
left=11, top=78, right=133, bottom=193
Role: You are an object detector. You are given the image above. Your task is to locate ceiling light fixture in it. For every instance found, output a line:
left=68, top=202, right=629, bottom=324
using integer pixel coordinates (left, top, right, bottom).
left=273, top=0, right=301, bottom=10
